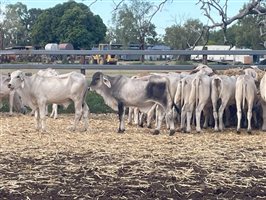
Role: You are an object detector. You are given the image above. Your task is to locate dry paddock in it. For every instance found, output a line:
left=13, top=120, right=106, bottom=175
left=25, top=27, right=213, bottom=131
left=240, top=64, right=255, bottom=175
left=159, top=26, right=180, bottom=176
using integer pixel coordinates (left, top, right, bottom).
left=0, top=113, right=265, bottom=200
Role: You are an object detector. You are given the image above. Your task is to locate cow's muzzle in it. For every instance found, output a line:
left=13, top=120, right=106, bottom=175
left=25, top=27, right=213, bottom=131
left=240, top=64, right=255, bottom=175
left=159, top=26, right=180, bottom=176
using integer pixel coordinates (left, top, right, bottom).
left=8, top=83, right=14, bottom=90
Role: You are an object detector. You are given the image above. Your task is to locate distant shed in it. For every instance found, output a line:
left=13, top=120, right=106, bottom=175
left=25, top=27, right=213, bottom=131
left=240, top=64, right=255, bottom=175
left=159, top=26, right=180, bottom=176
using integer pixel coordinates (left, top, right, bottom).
left=59, top=43, right=74, bottom=50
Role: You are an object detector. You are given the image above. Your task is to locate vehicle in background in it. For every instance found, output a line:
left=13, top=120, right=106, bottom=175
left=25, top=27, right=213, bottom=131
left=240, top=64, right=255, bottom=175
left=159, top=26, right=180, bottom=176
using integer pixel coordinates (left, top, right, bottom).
left=91, top=44, right=122, bottom=65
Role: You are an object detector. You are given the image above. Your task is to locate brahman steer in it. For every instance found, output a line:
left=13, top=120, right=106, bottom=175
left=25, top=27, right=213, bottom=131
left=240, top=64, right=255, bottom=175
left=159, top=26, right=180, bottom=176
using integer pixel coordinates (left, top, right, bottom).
left=211, top=75, right=236, bottom=131
left=259, top=72, right=266, bottom=131
left=0, top=74, right=26, bottom=115
left=89, top=72, right=175, bottom=135
left=235, top=74, right=258, bottom=133
left=8, top=70, right=89, bottom=132
left=177, top=65, right=215, bottom=133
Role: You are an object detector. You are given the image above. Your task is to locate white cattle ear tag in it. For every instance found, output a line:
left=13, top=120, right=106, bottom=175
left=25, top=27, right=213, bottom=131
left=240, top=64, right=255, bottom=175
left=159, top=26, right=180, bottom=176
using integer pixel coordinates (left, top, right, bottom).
left=103, top=77, right=111, bottom=88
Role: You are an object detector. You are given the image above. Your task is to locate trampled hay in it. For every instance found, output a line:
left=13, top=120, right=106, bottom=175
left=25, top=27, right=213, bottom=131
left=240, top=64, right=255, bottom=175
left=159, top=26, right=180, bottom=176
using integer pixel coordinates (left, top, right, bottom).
left=0, top=113, right=265, bottom=199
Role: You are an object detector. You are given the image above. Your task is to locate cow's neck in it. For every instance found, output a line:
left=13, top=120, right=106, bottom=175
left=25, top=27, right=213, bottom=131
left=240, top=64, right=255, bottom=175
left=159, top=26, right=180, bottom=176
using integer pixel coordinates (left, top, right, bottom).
left=16, top=76, right=37, bottom=109
left=95, top=87, right=118, bottom=111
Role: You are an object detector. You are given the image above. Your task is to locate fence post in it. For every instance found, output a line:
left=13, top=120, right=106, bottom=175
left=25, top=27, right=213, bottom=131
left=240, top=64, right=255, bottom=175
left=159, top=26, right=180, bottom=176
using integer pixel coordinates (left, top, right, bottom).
left=202, top=46, right=208, bottom=65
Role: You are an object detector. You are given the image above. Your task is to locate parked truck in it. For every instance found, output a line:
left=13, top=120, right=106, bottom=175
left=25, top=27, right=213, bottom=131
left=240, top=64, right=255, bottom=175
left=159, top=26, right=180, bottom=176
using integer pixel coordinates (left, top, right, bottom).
left=92, top=44, right=121, bottom=65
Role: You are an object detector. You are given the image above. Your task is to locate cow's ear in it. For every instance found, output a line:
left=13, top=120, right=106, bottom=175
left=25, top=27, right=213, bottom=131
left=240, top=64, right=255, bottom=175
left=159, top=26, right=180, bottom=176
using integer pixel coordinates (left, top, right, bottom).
left=103, top=76, right=111, bottom=88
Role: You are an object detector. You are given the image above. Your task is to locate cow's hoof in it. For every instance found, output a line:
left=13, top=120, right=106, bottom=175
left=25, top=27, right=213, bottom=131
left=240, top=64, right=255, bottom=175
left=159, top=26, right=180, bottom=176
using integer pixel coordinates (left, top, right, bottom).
left=152, top=130, right=160, bottom=135
left=138, top=124, right=144, bottom=128
left=178, top=128, right=184, bottom=133
left=236, top=130, right=241, bottom=134
left=247, top=130, right=252, bottom=134
left=40, top=129, right=47, bottom=134
left=169, top=130, right=175, bottom=136
left=147, top=125, right=152, bottom=129
left=117, top=129, right=125, bottom=133
left=196, top=130, right=202, bottom=134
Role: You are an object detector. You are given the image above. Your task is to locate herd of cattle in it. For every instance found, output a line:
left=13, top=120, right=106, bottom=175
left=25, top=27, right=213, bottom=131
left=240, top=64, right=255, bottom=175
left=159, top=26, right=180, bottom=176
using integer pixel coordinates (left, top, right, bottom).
left=1, top=64, right=266, bottom=135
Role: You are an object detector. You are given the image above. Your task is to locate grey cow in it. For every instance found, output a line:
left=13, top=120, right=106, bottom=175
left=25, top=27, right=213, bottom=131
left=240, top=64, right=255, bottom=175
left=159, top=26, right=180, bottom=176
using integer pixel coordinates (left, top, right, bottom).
left=89, top=72, right=176, bottom=135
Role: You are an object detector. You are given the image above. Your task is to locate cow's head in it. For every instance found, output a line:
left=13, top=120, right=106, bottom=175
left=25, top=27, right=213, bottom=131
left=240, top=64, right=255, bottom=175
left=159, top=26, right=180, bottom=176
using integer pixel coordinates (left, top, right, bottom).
left=89, top=72, right=111, bottom=91
left=8, top=70, right=25, bottom=90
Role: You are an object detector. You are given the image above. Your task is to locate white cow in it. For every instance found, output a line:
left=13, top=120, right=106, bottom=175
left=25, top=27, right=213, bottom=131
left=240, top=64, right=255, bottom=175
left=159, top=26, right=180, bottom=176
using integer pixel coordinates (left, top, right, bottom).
left=0, top=74, right=26, bottom=115
left=235, top=74, right=258, bottom=133
left=8, top=70, right=89, bottom=132
left=259, top=71, right=266, bottom=131
left=211, top=75, right=237, bottom=131
left=177, top=65, right=214, bottom=133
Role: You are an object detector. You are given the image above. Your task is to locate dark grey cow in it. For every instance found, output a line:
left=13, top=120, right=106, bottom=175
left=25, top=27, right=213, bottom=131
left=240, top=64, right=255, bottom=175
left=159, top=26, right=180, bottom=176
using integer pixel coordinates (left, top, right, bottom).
left=89, top=72, right=175, bottom=135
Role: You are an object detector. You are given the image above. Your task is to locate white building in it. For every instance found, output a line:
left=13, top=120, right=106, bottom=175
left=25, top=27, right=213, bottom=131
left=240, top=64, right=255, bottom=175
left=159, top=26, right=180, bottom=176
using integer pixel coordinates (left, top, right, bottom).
left=191, top=45, right=253, bottom=64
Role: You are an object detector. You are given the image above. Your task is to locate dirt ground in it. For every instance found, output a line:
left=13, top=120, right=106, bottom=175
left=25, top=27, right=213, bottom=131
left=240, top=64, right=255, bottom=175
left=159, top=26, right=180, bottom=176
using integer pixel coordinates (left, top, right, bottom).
left=0, top=113, right=265, bottom=200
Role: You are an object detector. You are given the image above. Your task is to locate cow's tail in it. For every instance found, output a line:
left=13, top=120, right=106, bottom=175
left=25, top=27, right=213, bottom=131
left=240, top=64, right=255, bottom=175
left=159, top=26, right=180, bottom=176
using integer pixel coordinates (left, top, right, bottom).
left=181, top=79, right=186, bottom=107
left=242, top=81, right=247, bottom=109
left=193, top=76, right=201, bottom=108
left=213, top=76, right=223, bottom=99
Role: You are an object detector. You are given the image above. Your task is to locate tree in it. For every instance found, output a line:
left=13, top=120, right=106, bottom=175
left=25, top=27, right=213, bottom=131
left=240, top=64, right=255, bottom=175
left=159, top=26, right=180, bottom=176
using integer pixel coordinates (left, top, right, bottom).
left=164, top=19, right=204, bottom=49
left=197, top=0, right=266, bottom=45
left=2, top=2, right=28, bottom=47
left=0, top=2, right=43, bottom=48
left=31, top=1, right=106, bottom=49
left=110, top=0, right=158, bottom=61
left=235, top=15, right=264, bottom=49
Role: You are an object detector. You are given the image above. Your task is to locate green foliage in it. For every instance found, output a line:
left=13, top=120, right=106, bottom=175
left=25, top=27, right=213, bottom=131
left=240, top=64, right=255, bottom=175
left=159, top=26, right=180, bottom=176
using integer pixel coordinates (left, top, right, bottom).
left=164, top=19, right=204, bottom=50
left=31, top=1, right=106, bottom=49
left=109, top=0, right=158, bottom=46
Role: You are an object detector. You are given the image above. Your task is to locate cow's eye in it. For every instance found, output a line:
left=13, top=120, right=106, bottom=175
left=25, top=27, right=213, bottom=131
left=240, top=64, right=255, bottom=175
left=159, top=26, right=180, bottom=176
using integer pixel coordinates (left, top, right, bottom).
left=16, top=76, right=20, bottom=78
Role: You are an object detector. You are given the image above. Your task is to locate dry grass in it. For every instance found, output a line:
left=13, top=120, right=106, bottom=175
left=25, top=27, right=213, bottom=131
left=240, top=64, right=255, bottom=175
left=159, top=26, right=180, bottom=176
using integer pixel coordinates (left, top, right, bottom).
left=0, top=113, right=266, bottom=199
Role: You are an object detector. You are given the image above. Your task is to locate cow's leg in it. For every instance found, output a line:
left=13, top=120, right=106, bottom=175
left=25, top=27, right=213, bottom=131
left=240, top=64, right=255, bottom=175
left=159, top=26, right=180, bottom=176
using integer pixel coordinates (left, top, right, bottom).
left=147, top=105, right=156, bottom=128
left=71, top=100, right=83, bottom=131
left=39, top=104, right=47, bottom=132
left=213, top=108, right=218, bottom=131
left=224, top=107, right=231, bottom=127
left=166, top=108, right=175, bottom=136
left=180, top=105, right=187, bottom=132
left=236, top=101, right=242, bottom=134
left=45, top=105, right=49, bottom=116
left=203, top=107, right=210, bottom=129
left=118, top=102, right=125, bottom=133
left=138, top=112, right=144, bottom=127
left=186, top=103, right=194, bottom=133
left=133, top=107, right=139, bottom=125
left=34, top=109, right=41, bottom=130
left=247, top=102, right=253, bottom=134
left=50, top=104, right=58, bottom=119
left=153, top=106, right=165, bottom=135
left=127, top=107, right=133, bottom=125
left=196, top=103, right=205, bottom=133
left=81, top=102, right=89, bottom=131
left=218, top=103, right=227, bottom=131
left=9, top=90, right=15, bottom=115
